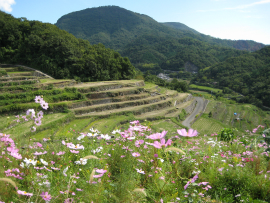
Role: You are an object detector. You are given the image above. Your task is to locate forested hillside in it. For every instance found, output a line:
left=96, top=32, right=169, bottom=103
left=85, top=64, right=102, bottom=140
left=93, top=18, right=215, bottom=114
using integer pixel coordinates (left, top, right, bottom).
left=162, top=22, right=265, bottom=52
left=0, top=11, right=135, bottom=81
left=123, top=36, right=245, bottom=71
left=55, top=6, right=265, bottom=72
left=194, top=46, right=270, bottom=107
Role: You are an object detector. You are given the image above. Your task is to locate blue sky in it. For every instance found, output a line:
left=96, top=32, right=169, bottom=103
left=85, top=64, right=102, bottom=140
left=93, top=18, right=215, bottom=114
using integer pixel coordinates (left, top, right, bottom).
left=1, top=0, right=270, bottom=44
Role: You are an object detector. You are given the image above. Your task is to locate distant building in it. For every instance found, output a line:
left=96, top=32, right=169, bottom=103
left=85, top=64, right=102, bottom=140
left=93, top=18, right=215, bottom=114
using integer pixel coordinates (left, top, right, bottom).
left=157, top=73, right=170, bottom=81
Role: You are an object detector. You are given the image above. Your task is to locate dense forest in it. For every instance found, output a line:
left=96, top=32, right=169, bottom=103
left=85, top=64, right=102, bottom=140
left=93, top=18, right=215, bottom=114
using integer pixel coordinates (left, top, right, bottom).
left=55, top=6, right=265, bottom=72
left=194, top=46, right=270, bottom=107
left=0, top=11, right=136, bottom=81
left=123, top=36, right=246, bottom=71
left=162, top=22, right=266, bottom=52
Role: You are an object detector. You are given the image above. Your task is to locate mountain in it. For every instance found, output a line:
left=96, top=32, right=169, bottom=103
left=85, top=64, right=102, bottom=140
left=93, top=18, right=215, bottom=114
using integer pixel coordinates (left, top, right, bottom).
left=194, top=45, right=270, bottom=107
left=55, top=6, right=198, bottom=51
left=55, top=6, right=265, bottom=72
left=162, top=22, right=200, bottom=35
left=0, top=11, right=135, bottom=81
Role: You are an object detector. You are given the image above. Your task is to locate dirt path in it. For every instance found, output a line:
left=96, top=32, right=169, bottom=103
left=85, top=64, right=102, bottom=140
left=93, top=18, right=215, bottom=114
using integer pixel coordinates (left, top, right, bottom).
left=182, top=97, right=204, bottom=128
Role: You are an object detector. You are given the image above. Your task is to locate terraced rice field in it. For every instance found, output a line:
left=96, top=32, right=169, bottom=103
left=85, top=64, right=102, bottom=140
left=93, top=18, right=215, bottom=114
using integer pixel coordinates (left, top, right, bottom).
left=0, top=65, right=198, bottom=140
left=196, top=100, right=268, bottom=133
left=192, top=117, right=227, bottom=135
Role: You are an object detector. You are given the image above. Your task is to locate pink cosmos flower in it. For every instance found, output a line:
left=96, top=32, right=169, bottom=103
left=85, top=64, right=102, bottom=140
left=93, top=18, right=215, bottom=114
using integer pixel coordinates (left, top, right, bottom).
left=93, top=173, right=104, bottom=178
left=135, top=140, right=144, bottom=145
left=36, top=142, right=42, bottom=147
left=17, top=190, right=33, bottom=197
left=40, top=192, right=52, bottom=201
left=26, top=109, right=35, bottom=117
left=64, top=198, right=74, bottom=203
left=198, top=193, right=204, bottom=197
left=33, top=151, right=47, bottom=155
left=37, top=111, right=44, bottom=118
left=70, top=150, right=80, bottom=154
left=10, top=151, right=22, bottom=159
left=41, top=101, right=49, bottom=110
left=177, top=129, right=198, bottom=137
left=22, top=115, right=28, bottom=121
left=35, top=96, right=44, bottom=104
left=30, top=126, right=36, bottom=132
left=130, top=120, right=140, bottom=125
left=132, top=152, right=141, bottom=157
left=96, top=169, right=107, bottom=174
left=147, top=131, right=167, bottom=140
left=198, top=182, right=209, bottom=186
left=35, top=118, right=42, bottom=126
left=147, top=138, right=172, bottom=149
left=57, top=151, right=65, bottom=155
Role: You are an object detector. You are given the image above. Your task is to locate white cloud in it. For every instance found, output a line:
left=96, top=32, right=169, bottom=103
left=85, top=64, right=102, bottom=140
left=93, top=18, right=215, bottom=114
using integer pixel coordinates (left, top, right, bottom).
left=198, top=0, right=270, bottom=12
left=0, top=0, right=16, bottom=12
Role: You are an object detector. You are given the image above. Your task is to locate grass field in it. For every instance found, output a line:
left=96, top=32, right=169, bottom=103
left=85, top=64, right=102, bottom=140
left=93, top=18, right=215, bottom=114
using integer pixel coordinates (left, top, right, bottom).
left=200, top=100, right=268, bottom=132
left=1, top=113, right=67, bottom=139
left=192, top=116, right=228, bottom=135
left=189, top=84, right=223, bottom=93
left=39, top=79, right=71, bottom=83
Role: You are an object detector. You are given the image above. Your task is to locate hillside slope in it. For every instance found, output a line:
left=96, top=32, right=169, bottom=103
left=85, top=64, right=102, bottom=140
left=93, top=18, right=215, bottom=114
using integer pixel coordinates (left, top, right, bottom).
left=194, top=46, right=270, bottom=107
left=0, top=11, right=135, bottom=81
left=56, top=6, right=265, bottom=52
left=55, top=6, right=265, bottom=71
left=162, top=22, right=265, bottom=52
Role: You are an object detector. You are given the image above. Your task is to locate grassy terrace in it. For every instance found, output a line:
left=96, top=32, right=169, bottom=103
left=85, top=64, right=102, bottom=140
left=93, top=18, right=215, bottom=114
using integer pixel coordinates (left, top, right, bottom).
left=189, top=84, right=223, bottom=93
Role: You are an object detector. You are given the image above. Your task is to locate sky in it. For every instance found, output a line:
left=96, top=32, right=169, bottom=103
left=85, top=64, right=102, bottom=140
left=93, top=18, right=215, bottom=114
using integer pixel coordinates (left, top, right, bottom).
left=1, top=0, right=270, bottom=45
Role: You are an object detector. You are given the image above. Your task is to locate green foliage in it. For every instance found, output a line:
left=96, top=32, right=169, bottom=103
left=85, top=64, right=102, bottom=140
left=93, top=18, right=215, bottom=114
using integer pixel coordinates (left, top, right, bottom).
left=262, top=128, right=270, bottom=145
left=54, top=6, right=265, bottom=74
left=143, top=72, right=188, bottom=93
left=0, top=69, right=7, bottom=76
left=178, top=109, right=187, bottom=121
left=194, top=46, right=270, bottom=107
left=0, top=11, right=136, bottom=82
left=218, top=128, right=236, bottom=142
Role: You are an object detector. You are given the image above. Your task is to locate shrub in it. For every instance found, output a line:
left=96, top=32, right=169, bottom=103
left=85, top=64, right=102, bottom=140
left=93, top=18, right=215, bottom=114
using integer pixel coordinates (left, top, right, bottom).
left=218, top=128, right=236, bottom=142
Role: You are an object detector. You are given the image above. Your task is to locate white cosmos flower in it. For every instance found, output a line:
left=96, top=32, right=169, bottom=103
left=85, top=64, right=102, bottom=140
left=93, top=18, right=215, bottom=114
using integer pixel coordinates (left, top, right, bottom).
left=157, top=158, right=164, bottom=163
left=91, top=146, right=103, bottom=154
left=111, top=129, right=121, bottom=134
left=77, top=134, right=85, bottom=140
left=136, top=168, right=145, bottom=174
left=87, top=132, right=98, bottom=137
left=63, top=167, right=69, bottom=176
left=101, top=134, right=111, bottom=140
left=24, top=158, right=37, bottom=166
left=74, top=158, right=87, bottom=165
left=40, top=158, right=48, bottom=166
left=89, top=128, right=100, bottom=133
left=68, top=144, right=84, bottom=150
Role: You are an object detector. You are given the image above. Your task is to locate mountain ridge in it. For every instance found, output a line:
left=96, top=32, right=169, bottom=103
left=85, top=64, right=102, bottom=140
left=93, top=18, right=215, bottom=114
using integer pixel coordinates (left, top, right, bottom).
left=55, top=6, right=265, bottom=72
left=55, top=6, right=265, bottom=52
